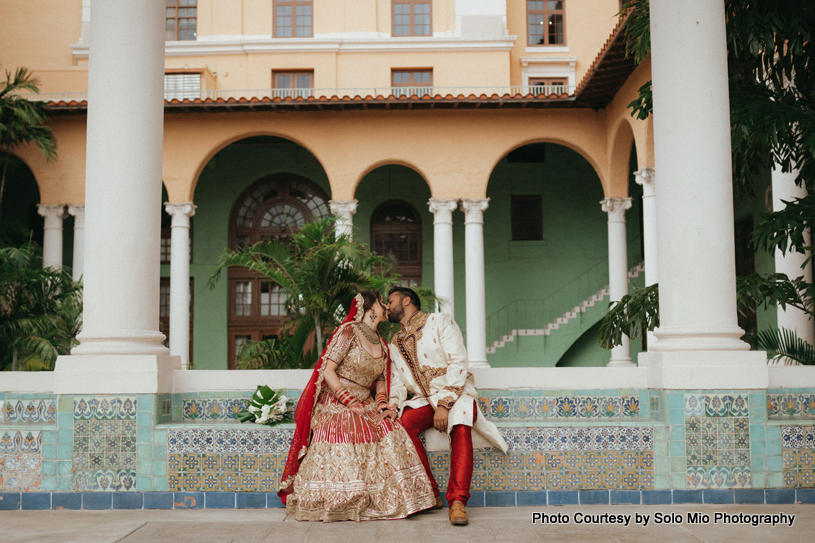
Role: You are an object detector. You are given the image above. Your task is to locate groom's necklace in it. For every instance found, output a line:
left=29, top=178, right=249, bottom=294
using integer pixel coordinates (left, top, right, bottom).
left=358, top=322, right=381, bottom=344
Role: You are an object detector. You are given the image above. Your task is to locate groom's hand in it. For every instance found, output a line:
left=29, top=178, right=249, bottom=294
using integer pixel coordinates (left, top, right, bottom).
left=433, top=405, right=450, bottom=433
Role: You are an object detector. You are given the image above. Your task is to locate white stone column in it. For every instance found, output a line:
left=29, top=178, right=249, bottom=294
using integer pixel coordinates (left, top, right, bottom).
left=428, top=199, right=457, bottom=317
left=56, top=0, right=176, bottom=394
left=772, top=167, right=814, bottom=345
left=602, top=198, right=634, bottom=367
left=67, top=205, right=85, bottom=282
left=641, top=0, right=767, bottom=389
left=329, top=200, right=358, bottom=239
left=461, top=198, right=490, bottom=368
left=37, top=205, right=66, bottom=270
left=166, top=202, right=196, bottom=370
left=634, top=168, right=657, bottom=348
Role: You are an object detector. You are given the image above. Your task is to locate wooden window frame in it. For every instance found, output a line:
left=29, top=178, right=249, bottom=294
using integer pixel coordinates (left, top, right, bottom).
left=272, top=70, right=315, bottom=98
left=527, top=1, right=566, bottom=46
left=392, top=0, right=432, bottom=37
left=371, top=200, right=423, bottom=283
left=273, top=0, right=314, bottom=38
left=391, top=69, right=433, bottom=96
left=511, top=195, right=544, bottom=241
left=166, top=0, right=197, bottom=41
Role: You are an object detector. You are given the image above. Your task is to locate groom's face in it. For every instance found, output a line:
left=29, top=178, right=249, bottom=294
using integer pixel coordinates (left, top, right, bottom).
left=386, top=293, right=405, bottom=323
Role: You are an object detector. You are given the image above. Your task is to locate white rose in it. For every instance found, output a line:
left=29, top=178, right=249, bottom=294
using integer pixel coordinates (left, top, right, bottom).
left=247, top=405, right=260, bottom=413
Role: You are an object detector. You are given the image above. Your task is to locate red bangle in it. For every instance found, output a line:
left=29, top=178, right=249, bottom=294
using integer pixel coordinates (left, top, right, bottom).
left=375, top=392, right=388, bottom=406
left=335, top=387, right=358, bottom=407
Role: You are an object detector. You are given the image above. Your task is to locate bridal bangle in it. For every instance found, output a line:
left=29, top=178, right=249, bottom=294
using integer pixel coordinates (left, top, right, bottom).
left=335, top=387, right=359, bottom=407
left=375, top=392, right=388, bottom=408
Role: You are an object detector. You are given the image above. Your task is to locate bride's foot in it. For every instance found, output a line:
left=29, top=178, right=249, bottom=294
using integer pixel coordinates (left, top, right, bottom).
left=431, top=495, right=443, bottom=510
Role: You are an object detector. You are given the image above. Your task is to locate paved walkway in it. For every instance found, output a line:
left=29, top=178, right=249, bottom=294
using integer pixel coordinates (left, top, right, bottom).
left=1, top=504, right=811, bottom=543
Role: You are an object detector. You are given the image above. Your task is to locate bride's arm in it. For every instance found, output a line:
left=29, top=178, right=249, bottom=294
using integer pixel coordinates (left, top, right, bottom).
left=323, top=360, right=365, bottom=415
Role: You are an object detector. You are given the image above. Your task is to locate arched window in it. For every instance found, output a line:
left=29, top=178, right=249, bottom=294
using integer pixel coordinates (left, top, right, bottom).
left=371, top=200, right=422, bottom=286
left=227, top=174, right=329, bottom=368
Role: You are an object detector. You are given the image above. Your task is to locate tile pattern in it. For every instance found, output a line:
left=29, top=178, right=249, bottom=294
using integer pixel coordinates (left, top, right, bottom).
left=684, top=394, right=751, bottom=489
left=0, top=431, right=42, bottom=491
left=782, top=426, right=815, bottom=488
left=428, top=449, right=654, bottom=492
left=500, top=427, right=653, bottom=452
left=768, top=394, right=815, bottom=420
left=168, top=429, right=294, bottom=454
left=0, top=400, right=56, bottom=425
left=72, top=397, right=137, bottom=492
left=480, top=394, right=642, bottom=421
left=182, top=398, right=248, bottom=421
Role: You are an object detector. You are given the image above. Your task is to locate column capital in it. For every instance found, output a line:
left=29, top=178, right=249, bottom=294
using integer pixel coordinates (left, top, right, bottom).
left=165, top=202, right=196, bottom=228
left=634, top=167, right=656, bottom=198
left=329, top=199, right=358, bottom=218
left=37, top=204, right=67, bottom=226
left=460, top=198, right=490, bottom=225
left=67, top=205, right=86, bottom=229
left=600, top=198, right=632, bottom=223
left=428, top=198, right=458, bottom=224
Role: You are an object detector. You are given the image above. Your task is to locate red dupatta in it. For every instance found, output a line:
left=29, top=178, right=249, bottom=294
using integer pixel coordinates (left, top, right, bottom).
left=278, top=293, right=391, bottom=502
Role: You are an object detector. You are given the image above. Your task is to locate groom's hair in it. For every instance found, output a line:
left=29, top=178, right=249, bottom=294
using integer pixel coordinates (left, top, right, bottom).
left=388, top=286, right=421, bottom=311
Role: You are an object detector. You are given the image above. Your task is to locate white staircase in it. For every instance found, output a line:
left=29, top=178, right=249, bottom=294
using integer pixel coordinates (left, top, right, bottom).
left=486, top=262, right=644, bottom=354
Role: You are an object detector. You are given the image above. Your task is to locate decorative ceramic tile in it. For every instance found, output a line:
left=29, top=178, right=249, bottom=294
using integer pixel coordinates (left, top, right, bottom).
left=168, top=452, right=283, bottom=492
left=0, top=431, right=42, bottom=491
left=426, top=449, right=654, bottom=491
left=499, top=427, right=653, bottom=452
left=684, top=394, right=751, bottom=489
left=0, top=399, right=56, bottom=425
left=781, top=425, right=815, bottom=489
left=769, top=394, right=815, bottom=419
left=182, top=398, right=247, bottom=421
left=168, top=429, right=295, bottom=454
left=482, top=395, right=640, bottom=421
left=72, top=396, right=137, bottom=491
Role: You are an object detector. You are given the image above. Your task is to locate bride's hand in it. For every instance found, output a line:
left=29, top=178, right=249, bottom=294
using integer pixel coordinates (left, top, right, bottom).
left=377, top=402, right=398, bottom=412
left=375, top=409, right=397, bottom=423
left=349, top=402, right=365, bottom=416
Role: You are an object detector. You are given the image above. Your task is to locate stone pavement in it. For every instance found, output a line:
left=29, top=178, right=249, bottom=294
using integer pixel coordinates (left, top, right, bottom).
left=0, top=504, right=812, bottom=543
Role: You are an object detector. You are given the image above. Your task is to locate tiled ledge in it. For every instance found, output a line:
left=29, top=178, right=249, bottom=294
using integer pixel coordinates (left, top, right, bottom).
left=1, top=489, right=813, bottom=510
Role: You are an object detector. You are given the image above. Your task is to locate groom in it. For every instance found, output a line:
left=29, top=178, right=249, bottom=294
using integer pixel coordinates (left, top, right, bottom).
left=385, top=286, right=508, bottom=526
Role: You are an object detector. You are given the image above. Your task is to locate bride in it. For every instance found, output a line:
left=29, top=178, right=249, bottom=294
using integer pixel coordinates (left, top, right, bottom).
left=279, top=290, right=436, bottom=522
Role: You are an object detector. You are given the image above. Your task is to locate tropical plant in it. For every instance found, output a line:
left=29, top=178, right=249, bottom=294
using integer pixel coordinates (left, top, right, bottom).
left=209, top=216, right=403, bottom=367
left=237, top=385, right=295, bottom=427
left=0, top=241, right=82, bottom=371
left=744, top=328, right=815, bottom=366
left=600, top=1, right=815, bottom=359
left=0, top=66, right=57, bottom=222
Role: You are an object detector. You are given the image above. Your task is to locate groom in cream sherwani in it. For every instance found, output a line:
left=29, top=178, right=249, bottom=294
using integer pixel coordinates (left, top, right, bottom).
left=385, top=287, right=508, bottom=526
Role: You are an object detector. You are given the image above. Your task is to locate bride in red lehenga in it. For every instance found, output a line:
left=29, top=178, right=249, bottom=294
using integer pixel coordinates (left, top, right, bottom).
left=279, top=291, right=436, bottom=522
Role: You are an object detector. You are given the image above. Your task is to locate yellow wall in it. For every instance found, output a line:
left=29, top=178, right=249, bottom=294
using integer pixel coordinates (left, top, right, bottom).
left=0, top=0, right=82, bottom=68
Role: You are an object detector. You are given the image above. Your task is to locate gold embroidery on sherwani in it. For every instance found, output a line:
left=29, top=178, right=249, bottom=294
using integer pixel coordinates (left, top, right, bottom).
left=421, top=365, right=447, bottom=381
left=443, top=385, right=464, bottom=396
left=287, top=336, right=435, bottom=522
left=438, top=396, right=457, bottom=409
left=392, top=311, right=431, bottom=396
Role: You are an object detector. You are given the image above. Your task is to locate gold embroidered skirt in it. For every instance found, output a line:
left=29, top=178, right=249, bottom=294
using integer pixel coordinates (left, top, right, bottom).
left=286, top=384, right=436, bottom=522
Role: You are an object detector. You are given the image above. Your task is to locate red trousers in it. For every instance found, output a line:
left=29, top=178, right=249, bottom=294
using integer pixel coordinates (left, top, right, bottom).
left=400, top=402, right=475, bottom=506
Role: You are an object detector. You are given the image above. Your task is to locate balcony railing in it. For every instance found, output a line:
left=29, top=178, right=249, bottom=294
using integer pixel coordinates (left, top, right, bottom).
left=21, top=85, right=576, bottom=103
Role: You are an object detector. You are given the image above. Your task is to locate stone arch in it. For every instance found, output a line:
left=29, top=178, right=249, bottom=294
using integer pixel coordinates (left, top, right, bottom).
left=608, top=117, right=636, bottom=198
left=352, top=159, right=432, bottom=198
left=175, top=130, right=331, bottom=203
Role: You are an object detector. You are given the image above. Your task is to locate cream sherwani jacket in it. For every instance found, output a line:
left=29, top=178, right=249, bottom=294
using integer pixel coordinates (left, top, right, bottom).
left=388, top=311, right=508, bottom=453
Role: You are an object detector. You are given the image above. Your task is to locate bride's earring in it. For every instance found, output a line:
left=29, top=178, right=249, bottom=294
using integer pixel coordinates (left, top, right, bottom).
left=369, top=313, right=376, bottom=323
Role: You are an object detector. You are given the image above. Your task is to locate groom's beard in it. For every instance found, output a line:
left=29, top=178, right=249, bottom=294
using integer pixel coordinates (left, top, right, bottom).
left=387, top=305, right=404, bottom=323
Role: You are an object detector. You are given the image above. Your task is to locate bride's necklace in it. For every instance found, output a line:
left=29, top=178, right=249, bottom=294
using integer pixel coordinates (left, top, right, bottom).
left=357, top=321, right=381, bottom=344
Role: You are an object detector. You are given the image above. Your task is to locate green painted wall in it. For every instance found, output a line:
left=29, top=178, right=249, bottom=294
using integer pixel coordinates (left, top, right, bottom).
left=179, top=137, right=331, bottom=369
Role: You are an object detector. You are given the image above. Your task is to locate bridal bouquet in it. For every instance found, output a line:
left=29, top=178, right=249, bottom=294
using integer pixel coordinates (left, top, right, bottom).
left=238, top=385, right=295, bottom=427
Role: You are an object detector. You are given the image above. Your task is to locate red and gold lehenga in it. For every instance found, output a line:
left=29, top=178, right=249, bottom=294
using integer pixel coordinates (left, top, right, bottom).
left=279, top=295, right=435, bottom=522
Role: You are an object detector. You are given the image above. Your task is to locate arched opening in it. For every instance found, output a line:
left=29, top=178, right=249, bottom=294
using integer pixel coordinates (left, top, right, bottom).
left=353, top=164, right=432, bottom=290
left=226, top=173, right=330, bottom=368
left=484, top=142, right=642, bottom=367
left=370, top=200, right=422, bottom=286
left=0, top=154, right=43, bottom=246
left=189, top=134, right=332, bottom=370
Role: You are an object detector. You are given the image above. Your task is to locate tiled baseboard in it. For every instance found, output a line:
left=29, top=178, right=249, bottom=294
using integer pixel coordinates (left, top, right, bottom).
left=1, top=489, right=814, bottom=510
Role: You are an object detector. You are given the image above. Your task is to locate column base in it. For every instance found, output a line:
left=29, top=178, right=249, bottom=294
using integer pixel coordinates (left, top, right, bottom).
left=607, top=358, right=636, bottom=368
left=72, top=330, right=169, bottom=356
left=54, top=355, right=179, bottom=394
left=640, top=350, right=768, bottom=389
left=469, top=359, right=491, bottom=369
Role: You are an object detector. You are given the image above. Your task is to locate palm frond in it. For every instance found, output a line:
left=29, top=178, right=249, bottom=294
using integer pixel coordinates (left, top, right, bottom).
left=745, top=328, right=815, bottom=366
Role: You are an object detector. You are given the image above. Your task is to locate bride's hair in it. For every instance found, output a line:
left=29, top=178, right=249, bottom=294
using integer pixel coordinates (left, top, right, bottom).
left=358, top=290, right=384, bottom=313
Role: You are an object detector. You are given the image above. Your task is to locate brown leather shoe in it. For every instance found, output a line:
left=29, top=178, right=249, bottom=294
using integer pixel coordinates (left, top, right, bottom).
left=449, top=501, right=468, bottom=525
left=431, top=495, right=443, bottom=510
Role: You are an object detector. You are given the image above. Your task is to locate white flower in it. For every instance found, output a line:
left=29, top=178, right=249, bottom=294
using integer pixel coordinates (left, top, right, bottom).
left=247, top=405, right=260, bottom=413
left=261, top=404, right=271, bottom=417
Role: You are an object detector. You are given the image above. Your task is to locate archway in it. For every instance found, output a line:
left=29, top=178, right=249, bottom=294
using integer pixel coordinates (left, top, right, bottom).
left=0, top=154, right=43, bottom=247
left=188, top=135, right=332, bottom=370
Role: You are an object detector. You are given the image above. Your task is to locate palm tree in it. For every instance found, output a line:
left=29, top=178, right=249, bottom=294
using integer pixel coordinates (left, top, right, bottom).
left=0, top=66, right=57, bottom=222
left=209, top=216, right=396, bottom=358
left=0, top=241, right=82, bottom=371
